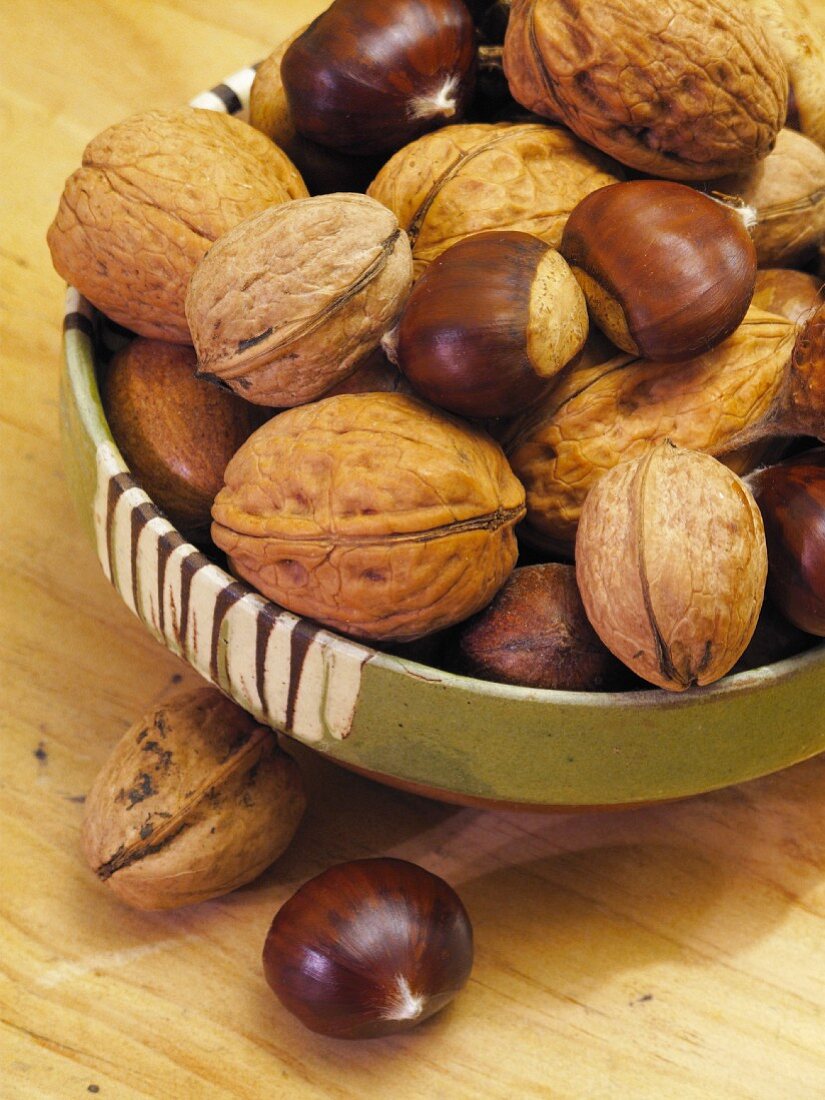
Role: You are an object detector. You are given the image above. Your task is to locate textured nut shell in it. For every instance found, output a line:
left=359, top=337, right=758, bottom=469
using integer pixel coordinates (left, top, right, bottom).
left=711, top=129, right=825, bottom=267
left=211, top=393, right=526, bottom=641
left=367, top=122, right=620, bottom=276
left=456, top=563, right=628, bottom=689
left=752, top=268, right=823, bottom=325
left=527, top=247, right=589, bottom=378
left=576, top=443, right=768, bottom=690
left=503, top=0, right=788, bottom=180
left=47, top=108, right=308, bottom=343
left=186, top=194, right=413, bottom=406
left=249, top=27, right=307, bottom=148
left=506, top=308, right=797, bottom=551
left=101, top=338, right=261, bottom=538
left=740, top=0, right=825, bottom=149
left=81, top=689, right=306, bottom=910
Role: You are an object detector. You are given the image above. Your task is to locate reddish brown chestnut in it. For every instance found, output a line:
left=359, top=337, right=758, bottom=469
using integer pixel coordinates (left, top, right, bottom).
left=281, top=0, right=476, bottom=156
left=262, top=858, right=473, bottom=1040
left=395, top=231, right=588, bottom=418
left=559, top=180, right=757, bottom=360
left=747, top=446, right=825, bottom=636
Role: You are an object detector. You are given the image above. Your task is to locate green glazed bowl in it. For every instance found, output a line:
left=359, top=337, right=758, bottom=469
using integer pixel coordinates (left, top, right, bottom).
left=58, top=67, right=825, bottom=811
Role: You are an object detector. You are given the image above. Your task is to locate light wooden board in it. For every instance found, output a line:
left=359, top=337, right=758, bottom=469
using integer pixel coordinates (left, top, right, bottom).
left=2, top=2, right=825, bottom=1096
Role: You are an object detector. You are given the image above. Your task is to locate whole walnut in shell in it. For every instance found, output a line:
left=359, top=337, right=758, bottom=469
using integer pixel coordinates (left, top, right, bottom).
left=506, top=308, right=798, bottom=552
left=503, top=0, right=788, bottom=180
left=186, top=194, right=413, bottom=406
left=752, top=268, right=823, bottom=325
left=47, top=108, right=308, bottom=342
left=709, top=128, right=825, bottom=268
left=575, top=442, right=768, bottom=691
left=211, top=393, right=526, bottom=641
left=367, top=122, right=621, bottom=277
left=81, top=688, right=306, bottom=910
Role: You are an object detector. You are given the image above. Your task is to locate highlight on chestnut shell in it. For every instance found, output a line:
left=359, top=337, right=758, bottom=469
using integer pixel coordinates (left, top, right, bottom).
left=559, top=180, right=757, bottom=361
left=262, top=857, right=474, bottom=1039
left=280, top=0, right=477, bottom=156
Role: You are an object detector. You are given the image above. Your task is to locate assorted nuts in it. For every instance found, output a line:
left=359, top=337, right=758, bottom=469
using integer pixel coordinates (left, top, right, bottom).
left=53, top=0, right=825, bottom=1032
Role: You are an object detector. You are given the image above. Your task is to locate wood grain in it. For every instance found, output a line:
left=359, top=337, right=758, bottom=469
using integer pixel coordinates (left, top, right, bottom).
left=3, top=2, right=825, bottom=1097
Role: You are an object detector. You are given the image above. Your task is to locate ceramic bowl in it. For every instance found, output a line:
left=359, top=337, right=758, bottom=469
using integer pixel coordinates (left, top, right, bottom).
left=58, top=66, right=825, bottom=811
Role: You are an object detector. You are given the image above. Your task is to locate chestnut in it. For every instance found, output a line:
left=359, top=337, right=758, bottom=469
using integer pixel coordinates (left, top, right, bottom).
left=747, top=447, right=825, bottom=636
left=559, top=180, right=757, bottom=361
left=262, top=858, right=473, bottom=1040
left=280, top=0, right=476, bottom=156
left=395, top=231, right=589, bottom=418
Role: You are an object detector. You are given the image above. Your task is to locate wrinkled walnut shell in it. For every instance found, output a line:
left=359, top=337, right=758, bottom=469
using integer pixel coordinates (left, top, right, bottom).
left=576, top=442, right=768, bottom=691
left=186, top=193, right=413, bottom=406
left=47, top=108, right=308, bottom=342
left=752, top=268, right=823, bottom=325
left=710, top=129, right=825, bottom=267
left=503, top=0, right=788, bottom=180
left=211, top=392, right=526, bottom=641
left=81, top=688, right=306, bottom=910
left=367, top=122, right=621, bottom=277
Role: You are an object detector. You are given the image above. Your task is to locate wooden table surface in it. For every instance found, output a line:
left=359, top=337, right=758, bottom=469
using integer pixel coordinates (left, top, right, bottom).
left=3, top=2, right=825, bottom=1096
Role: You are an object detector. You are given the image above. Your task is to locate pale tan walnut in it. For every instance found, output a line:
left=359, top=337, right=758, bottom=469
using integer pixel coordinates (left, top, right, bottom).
left=249, top=27, right=306, bottom=149
left=752, top=268, right=823, bottom=325
left=740, top=0, right=825, bottom=149
left=710, top=129, right=825, bottom=267
left=81, top=688, right=306, bottom=910
left=367, top=122, right=621, bottom=277
left=211, top=392, right=526, bottom=642
left=575, top=441, right=767, bottom=691
left=503, top=0, right=788, bottom=180
left=47, top=108, right=308, bottom=343
left=505, top=308, right=798, bottom=552
left=186, top=193, right=413, bottom=407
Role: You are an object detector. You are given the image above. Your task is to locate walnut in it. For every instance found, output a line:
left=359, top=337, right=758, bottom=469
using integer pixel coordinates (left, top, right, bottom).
left=710, top=128, right=825, bottom=267
left=47, top=108, right=308, bottom=343
left=575, top=442, right=767, bottom=691
left=367, top=122, right=621, bottom=277
left=81, top=688, right=306, bottom=910
left=185, top=194, right=413, bottom=406
left=101, top=338, right=262, bottom=541
left=752, top=268, right=823, bottom=325
left=211, top=392, right=526, bottom=641
left=503, top=0, right=788, bottom=180
left=505, top=308, right=798, bottom=552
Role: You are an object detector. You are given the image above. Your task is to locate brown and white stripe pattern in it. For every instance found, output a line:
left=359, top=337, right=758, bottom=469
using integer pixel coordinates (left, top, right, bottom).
left=188, top=66, right=258, bottom=116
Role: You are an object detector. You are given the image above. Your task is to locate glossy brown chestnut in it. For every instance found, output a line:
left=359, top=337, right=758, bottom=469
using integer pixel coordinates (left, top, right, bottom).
left=559, top=180, right=757, bottom=360
left=262, top=858, right=473, bottom=1040
left=280, top=0, right=476, bottom=156
left=747, top=446, right=825, bottom=635
left=395, top=231, right=588, bottom=418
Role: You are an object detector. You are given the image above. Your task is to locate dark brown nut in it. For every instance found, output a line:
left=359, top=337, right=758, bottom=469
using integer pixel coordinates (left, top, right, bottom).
left=741, top=0, right=825, bottom=149
left=211, top=392, right=526, bottom=642
left=81, top=688, right=306, bottom=910
left=367, top=122, right=622, bottom=278
left=503, top=0, right=788, bottom=180
left=185, top=194, right=413, bottom=407
left=505, top=308, right=798, bottom=552
left=249, top=28, right=386, bottom=195
left=560, top=181, right=757, bottom=360
left=321, top=344, right=413, bottom=397
left=575, top=442, right=768, bottom=691
left=396, top=231, right=588, bottom=418
left=47, top=108, right=308, bottom=343
left=709, top=129, right=825, bottom=268
left=101, top=338, right=261, bottom=541
left=730, top=595, right=817, bottom=674
left=455, top=563, right=629, bottom=689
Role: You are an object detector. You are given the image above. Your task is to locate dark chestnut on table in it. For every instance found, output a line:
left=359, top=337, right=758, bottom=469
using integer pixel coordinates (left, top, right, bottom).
left=559, top=180, right=757, bottom=361
left=281, top=0, right=477, bottom=156
left=748, top=446, right=825, bottom=636
left=263, top=858, right=474, bottom=1039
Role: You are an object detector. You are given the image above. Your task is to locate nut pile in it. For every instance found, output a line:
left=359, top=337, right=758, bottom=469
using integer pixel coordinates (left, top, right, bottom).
left=51, top=0, right=825, bottom=1042
left=48, top=0, right=825, bottom=696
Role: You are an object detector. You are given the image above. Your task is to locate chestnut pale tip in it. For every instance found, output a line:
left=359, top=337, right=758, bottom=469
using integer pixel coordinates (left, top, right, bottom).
left=409, top=75, right=461, bottom=120
left=384, top=975, right=427, bottom=1021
